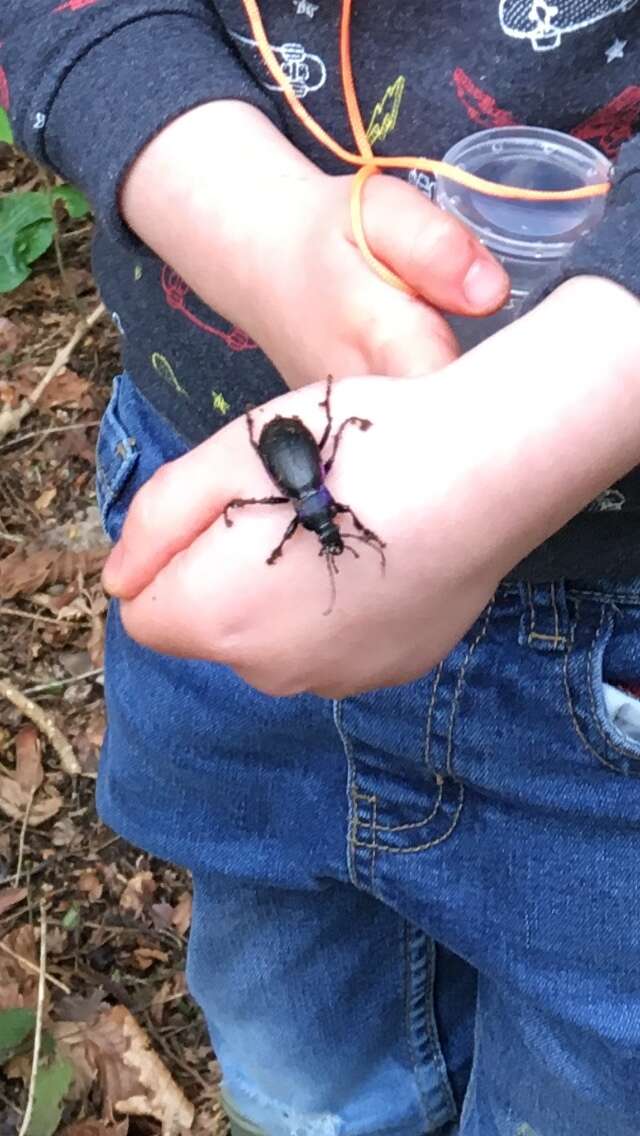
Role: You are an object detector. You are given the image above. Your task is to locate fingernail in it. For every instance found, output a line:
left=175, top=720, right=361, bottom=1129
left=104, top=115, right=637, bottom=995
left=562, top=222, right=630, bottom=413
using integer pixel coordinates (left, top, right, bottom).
left=463, top=259, right=509, bottom=309
left=102, top=541, right=124, bottom=590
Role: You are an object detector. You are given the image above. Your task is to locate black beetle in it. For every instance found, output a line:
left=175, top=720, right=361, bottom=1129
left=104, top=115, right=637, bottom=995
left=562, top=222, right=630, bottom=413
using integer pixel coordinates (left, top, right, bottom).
left=223, top=376, right=386, bottom=613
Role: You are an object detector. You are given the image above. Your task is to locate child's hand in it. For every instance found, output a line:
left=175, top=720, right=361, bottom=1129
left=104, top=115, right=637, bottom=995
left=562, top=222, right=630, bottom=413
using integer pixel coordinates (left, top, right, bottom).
left=103, top=277, right=640, bottom=698
left=121, top=102, right=510, bottom=387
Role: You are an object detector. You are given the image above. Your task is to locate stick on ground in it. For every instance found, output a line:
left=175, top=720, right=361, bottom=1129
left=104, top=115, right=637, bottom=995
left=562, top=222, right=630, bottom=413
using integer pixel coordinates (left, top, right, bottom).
left=0, top=302, right=106, bottom=443
left=0, top=678, right=80, bottom=775
left=18, top=902, right=47, bottom=1136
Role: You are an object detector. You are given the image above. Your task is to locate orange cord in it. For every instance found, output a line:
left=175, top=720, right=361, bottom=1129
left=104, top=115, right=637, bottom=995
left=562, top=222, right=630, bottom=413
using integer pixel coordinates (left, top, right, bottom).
left=240, top=0, right=611, bottom=293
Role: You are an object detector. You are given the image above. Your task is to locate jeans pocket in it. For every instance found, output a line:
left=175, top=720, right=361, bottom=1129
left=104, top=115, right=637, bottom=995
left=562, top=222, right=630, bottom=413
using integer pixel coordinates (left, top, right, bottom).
left=96, top=374, right=140, bottom=543
left=565, top=603, right=640, bottom=776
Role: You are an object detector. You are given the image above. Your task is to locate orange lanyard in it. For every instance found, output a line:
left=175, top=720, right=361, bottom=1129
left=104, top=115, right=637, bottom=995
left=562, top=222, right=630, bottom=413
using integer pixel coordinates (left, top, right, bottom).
left=240, top=0, right=610, bottom=294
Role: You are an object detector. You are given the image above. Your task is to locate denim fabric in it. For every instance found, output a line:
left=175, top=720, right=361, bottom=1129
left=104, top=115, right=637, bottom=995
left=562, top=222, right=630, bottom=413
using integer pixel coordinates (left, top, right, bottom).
left=96, top=375, right=640, bottom=1136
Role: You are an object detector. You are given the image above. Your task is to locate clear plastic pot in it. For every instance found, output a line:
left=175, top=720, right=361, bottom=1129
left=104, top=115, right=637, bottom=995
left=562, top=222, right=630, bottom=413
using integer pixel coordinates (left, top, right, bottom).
left=435, top=126, right=612, bottom=350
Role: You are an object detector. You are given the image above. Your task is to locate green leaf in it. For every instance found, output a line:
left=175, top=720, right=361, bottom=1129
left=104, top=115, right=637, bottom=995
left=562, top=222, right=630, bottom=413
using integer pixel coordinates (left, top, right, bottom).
left=0, top=190, right=55, bottom=293
left=0, top=1009, right=35, bottom=1062
left=0, top=108, right=13, bottom=145
left=61, top=904, right=79, bottom=930
left=28, top=1058, right=74, bottom=1136
left=52, top=185, right=91, bottom=220
left=16, top=219, right=56, bottom=265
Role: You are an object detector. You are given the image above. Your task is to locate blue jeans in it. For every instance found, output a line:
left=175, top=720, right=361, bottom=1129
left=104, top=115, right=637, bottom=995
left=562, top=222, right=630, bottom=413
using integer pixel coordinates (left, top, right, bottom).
left=97, top=375, right=640, bottom=1136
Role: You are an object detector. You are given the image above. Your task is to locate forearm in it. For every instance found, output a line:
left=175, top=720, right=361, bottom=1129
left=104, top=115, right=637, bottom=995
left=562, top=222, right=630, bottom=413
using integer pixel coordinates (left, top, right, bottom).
left=120, top=101, right=324, bottom=329
left=446, top=275, right=640, bottom=574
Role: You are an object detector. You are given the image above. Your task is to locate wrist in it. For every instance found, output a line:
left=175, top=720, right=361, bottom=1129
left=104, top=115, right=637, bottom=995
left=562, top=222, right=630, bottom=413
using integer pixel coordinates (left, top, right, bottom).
left=120, top=100, right=325, bottom=326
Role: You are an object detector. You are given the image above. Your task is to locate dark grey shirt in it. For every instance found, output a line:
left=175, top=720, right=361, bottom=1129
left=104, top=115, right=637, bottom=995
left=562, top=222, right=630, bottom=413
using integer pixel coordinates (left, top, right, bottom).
left=2, top=1, right=640, bottom=578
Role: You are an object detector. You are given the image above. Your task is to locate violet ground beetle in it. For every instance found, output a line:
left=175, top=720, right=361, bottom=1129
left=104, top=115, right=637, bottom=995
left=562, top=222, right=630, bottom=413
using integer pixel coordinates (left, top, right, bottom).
left=223, top=376, right=386, bottom=614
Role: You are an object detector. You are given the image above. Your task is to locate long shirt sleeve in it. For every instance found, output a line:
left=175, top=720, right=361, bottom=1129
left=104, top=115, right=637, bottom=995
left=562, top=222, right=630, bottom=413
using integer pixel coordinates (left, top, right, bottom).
left=524, top=133, right=640, bottom=308
left=0, top=2, right=281, bottom=240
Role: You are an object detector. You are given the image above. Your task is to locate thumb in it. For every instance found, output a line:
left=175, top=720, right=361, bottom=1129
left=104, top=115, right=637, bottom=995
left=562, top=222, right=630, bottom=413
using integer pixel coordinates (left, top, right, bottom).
left=355, top=173, right=510, bottom=316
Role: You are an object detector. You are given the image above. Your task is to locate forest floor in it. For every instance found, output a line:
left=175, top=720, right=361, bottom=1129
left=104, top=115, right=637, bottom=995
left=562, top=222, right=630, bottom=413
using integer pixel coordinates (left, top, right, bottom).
left=0, top=147, right=224, bottom=1136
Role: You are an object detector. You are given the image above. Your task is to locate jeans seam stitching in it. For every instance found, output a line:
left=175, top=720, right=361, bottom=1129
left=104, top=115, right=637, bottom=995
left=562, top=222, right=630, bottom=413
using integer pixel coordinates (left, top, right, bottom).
left=352, top=781, right=464, bottom=853
left=374, top=777, right=445, bottom=833
left=423, top=661, right=444, bottom=773
left=333, top=700, right=360, bottom=886
left=446, top=600, right=495, bottom=776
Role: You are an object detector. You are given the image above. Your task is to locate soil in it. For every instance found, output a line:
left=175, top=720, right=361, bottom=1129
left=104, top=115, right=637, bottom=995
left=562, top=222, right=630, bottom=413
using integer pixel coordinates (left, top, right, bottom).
left=0, top=147, right=224, bottom=1135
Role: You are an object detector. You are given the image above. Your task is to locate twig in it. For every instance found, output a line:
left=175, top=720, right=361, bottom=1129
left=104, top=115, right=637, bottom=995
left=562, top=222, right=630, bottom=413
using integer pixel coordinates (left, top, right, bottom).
left=13, top=786, right=35, bottom=888
left=0, top=303, right=105, bottom=443
left=24, top=668, right=104, bottom=696
left=0, top=678, right=80, bottom=774
left=0, top=419, right=101, bottom=456
left=0, top=529, right=24, bottom=545
left=0, top=937, right=70, bottom=995
left=0, top=607, right=92, bottom=628
left=18, top=901, right=47, bottom=1136
left=38, top=164, right=84, bottom=319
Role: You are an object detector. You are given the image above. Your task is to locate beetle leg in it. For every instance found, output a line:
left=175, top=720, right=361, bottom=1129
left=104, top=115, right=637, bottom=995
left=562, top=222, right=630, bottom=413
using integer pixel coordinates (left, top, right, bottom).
left=317, top=374, right=335, bottom=452
left=324, top=417, right=372, bottom=473
left=333, top=504, right=385, bottom=546
left=341, top=531, right=387, bottom=573
left=267, top=516, right=300, bottom=564
left=223, top=496, right=288, bottom=527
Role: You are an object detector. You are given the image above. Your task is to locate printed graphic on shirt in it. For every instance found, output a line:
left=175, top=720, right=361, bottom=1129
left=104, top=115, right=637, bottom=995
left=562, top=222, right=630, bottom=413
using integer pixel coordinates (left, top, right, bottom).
left=606, top=36, right=628, bottom=58
left=292, top=0, right=318, bottom=16
left=151, top=352, right=188, bottom=397
left=212, top=390, right=231, bottom=415
left=573, top=85, right=640, bottom=154
left=408, top=169, right=436, bottom=199
left=454, top=67, right=640, bottom=157
left=499, top=0, right=638, bottom=51
left=53, top=0, right=102, bottom=11
left=588, top=487, right=627, bottom=510
left=0, top=66, right=9, bottom=110
left=230, top=32, right=327, bottom=98
left=160, top=267, right=257, bottom=352
left=366, top=76, right=406, bottom=145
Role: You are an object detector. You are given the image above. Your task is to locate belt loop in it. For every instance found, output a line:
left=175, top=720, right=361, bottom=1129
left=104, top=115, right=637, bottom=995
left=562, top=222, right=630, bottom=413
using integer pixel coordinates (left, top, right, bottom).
left=518, top=581, right=572, bottom=652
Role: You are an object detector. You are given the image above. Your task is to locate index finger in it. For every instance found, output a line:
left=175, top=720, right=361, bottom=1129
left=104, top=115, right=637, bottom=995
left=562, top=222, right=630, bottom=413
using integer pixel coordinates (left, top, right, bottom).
left=102, top=411, right=271, bottom=600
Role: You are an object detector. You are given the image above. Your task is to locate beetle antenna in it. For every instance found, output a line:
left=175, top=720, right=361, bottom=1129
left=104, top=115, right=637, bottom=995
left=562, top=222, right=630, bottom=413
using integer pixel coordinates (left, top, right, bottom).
left=322, top=552, right=338, bottom=616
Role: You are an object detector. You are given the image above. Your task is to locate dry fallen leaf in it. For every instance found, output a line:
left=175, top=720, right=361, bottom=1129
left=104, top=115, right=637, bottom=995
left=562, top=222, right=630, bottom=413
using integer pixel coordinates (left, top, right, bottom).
left=0, top=316, right=21, bottom=354
left=131, top=946, right=169, bottom=971
left=14, top=724, right=44, bottom=791
left=61, top=1122, right=129, bottom=1136
left=38, top=367, right=91, bottom=410
left=0, top=924, right=41, bottom=1011
left=55, top=1005, right=194, bottom=1133
left=87, top=610, right=105, bottom=669
left=119, top=871, right=156, bottom=919
left=56, top=988, right=109, bottom=1023
left=77, top=869, right=104, bottom=903
left=35, top=485, right=58, bottom=512
left=149, top=974, right=188, bottom=1026
left=172, top=892, right=193, bottom=938
left=0, top=774, right=63, bottom=826
left=0, top=544, right=109, bottom=600
left=0, top=885, right=28, bottom=918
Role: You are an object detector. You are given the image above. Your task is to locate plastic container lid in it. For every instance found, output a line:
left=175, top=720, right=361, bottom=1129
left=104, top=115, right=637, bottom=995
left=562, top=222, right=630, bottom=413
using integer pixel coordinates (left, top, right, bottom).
left=435, top=126, right=612, bottom=260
